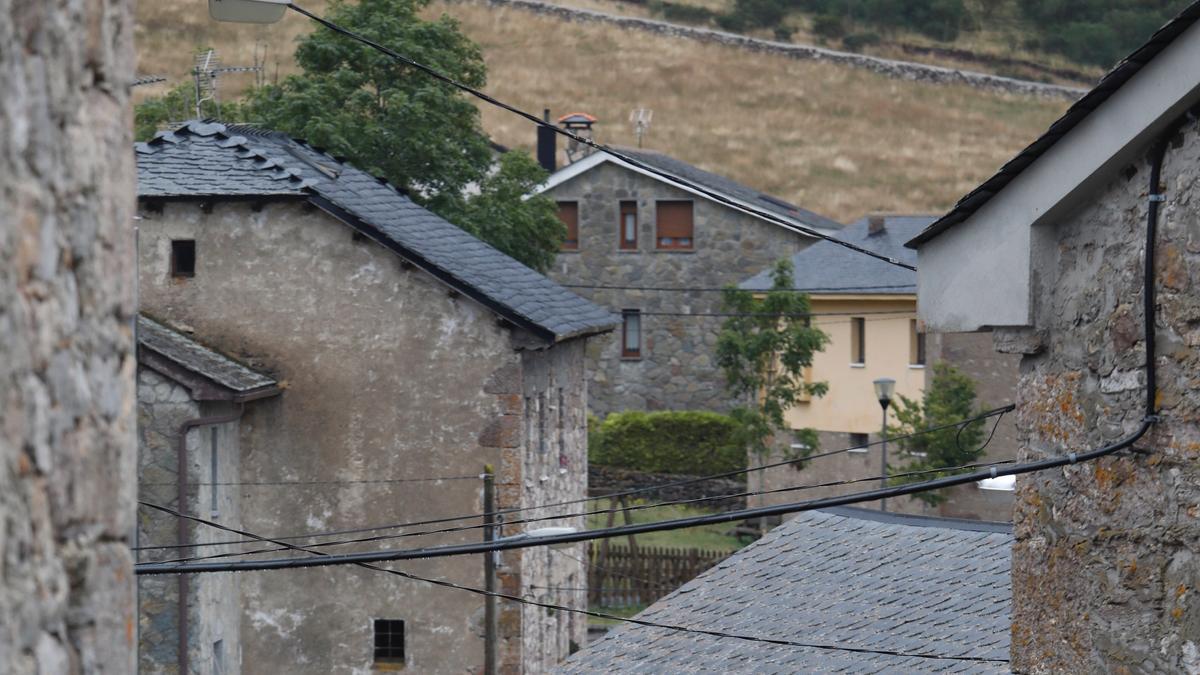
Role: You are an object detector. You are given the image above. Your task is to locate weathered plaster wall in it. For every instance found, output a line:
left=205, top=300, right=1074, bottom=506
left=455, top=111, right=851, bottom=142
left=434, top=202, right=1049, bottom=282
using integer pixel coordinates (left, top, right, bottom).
left=545, top=162, right=818, bottom=415
left=138, top=200, right=587, bottom=673
left=136, top=368, right=242, bottom=674
left=1009, top=124, right=1200, bottom=672
left=0, top=1, right=136, bottom=672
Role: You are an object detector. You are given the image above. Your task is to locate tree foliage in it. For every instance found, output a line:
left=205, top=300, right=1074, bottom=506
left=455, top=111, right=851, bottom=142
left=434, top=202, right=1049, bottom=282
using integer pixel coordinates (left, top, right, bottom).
left=589, top=410, right=745, bottom=475
left=134, top=82, right=248, bottom=142
left=886, top=362, right=988, bottom=505
left=716, top=259, right=828, bottom=459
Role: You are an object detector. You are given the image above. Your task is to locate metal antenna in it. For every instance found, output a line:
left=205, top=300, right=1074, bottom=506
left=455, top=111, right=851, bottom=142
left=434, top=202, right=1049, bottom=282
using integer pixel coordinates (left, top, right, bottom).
left=630, top=108, right=653, bottom=148
left=191, top=48, right=263, bottom=120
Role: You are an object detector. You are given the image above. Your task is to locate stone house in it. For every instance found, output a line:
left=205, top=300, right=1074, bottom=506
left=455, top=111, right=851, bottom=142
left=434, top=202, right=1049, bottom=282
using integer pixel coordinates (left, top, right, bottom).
left=740, top=215, right=1020, bottom=522
left=908, top=4, right=1200, bottom=671
left=534, top=146, right=841, bottom=416
left=134, top=121, right=617, bottom=673
left=561, top=507, right=1012, bottom=672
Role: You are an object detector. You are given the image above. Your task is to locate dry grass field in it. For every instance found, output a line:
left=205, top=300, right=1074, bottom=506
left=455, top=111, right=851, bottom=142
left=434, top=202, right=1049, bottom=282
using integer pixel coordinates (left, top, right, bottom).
left=134, top=0, right=1068, bottom=221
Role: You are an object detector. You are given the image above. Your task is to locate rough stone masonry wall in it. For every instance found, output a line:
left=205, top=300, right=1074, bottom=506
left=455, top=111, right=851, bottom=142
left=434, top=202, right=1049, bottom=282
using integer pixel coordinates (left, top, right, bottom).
left=547, top=162, right=817, bottom=416
left=1007, top=123, right=1200, bottom=673
left=0, top=1, right=136, bottom=673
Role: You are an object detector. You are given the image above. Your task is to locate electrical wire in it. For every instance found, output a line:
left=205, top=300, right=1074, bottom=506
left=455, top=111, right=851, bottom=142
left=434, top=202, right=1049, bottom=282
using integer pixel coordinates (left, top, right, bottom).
left=638, top=310, right=912, bottom=318
left=143, top=456, right=1014, bottom=565
left=132, top=405, right=1012, bottom=553
left=284, top=2, right=916, bottom=272
left=563, top=283, right=917, bottom=293
left=141, top=474, right=481, bottom=488
left=140, top=500, right=1007, bottom=663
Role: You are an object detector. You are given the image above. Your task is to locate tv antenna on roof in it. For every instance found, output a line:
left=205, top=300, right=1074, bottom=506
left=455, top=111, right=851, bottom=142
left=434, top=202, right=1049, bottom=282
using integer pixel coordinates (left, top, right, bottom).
left=191, top=48, right=263, bottom=118
left=630, top=108, right=653, bottom=148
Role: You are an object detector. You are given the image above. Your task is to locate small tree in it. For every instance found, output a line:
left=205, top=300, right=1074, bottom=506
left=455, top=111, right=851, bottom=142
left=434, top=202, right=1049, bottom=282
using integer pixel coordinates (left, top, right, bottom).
left=887, top=362, right=988, bottom=505
left=716, top=258, right=828, bottom=462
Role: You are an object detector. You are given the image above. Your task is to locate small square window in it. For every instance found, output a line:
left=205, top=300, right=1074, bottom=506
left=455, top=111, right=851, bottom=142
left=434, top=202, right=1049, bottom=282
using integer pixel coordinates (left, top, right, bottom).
left=171, top=240, right=196, bottom=278
left=848, top=432, right=870, bottom=453
left=373, top=619, right=405, bottom=664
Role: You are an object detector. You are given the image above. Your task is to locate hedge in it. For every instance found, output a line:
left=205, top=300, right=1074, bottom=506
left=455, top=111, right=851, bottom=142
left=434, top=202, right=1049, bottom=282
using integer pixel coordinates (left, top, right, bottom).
left=589, top=410, right=745, bottom=475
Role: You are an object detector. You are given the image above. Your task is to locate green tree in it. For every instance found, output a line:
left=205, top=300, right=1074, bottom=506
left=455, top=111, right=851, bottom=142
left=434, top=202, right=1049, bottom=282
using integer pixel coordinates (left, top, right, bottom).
left=241, top=0, right=563, bottom=271
left=886, top=362, right=988, bottom=505
left=716, top=259, right=828, bottom=461
left=135, top=81, right=248, bottom=142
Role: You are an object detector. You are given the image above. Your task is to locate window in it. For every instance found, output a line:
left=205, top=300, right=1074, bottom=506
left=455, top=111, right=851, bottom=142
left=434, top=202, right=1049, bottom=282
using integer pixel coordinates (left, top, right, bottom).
left=619, top=201, right=638, bottom=250
left=557, top=202, right=579, bottom=251
left=655, top=201, right=693, bottom=250
left=171, top=240, right=196, bottom=278
left=622, top=310, right=641, bottom=359
left=848, top=432, right=869, bottom=454
left=910, top=319, right=926, bottom=366
left=850, top=317, right=865, bottom=365
left=373, top=619, right=405, bottom=665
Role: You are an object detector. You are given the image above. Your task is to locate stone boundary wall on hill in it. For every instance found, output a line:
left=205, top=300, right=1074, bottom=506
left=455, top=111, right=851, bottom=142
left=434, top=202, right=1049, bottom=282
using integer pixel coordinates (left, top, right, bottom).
left=589, top=465, right=747, bottom=511
left=467, top=0, right=1087, bottom=101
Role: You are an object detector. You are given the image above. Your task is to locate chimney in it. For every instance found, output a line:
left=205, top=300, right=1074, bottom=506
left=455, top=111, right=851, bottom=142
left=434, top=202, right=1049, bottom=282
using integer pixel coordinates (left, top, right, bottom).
left=536, top=108, right=557, bottom=174
left=868, top=214, right=887, bottom=235
left=558, top=112, right=598, bottom=164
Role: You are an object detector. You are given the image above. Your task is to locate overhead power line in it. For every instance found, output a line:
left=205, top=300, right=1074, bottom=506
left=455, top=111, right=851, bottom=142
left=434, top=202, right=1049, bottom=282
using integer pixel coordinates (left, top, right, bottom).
left=564, top=283, right=917, bottom=293
left=284, top=2, right=916, bottom=272
left=132, top=405, right=1012, bottom=553
left=142, top=473, right=480, bottom=488
left=136, top=423, right=1144, bottom=576
left=146, top=455, right=1012, bottom=566
left=139, top=501, right=1007, bottom=664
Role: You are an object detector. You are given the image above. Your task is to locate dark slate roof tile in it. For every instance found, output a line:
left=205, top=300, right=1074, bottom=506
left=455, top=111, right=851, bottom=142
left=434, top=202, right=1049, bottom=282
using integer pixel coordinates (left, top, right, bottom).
left=135, top=122, right=617, bottom=342
left=559, top=507, right=1012, bottom=674
left=740, top=215, right=931, bottom=293
left=137, top=315, right=276, bottom=393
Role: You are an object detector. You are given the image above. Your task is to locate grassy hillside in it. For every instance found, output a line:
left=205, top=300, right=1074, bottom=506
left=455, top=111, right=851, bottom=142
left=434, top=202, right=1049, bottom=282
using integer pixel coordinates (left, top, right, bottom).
left=133, top=0, right=1068, bottom=222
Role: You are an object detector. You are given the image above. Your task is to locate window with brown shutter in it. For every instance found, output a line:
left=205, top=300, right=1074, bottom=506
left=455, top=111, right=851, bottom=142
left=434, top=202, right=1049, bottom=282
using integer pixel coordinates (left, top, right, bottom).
left=619, top=201, right=638, bottom=250
left=558, top=201, right=579, bottom=251
left=655, top=201, right=693, bottom=250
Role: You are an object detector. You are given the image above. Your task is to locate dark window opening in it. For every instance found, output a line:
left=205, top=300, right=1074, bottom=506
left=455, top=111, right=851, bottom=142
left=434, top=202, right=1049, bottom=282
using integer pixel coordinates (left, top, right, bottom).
left=619, top=201, right=638, bottom=250
left=373, top=619, right=405, bottom=664
left=655, top=201, right=693, bottom=250
left=171, top=240, right=196, bottom=278
left=910, top=319, right=926, bottom=366
left=622, top=310, right=641, bottom=359
left=849, top=433, right=869, bottom=452
left=558, top=202, right=579, bottom=251
left=850, top=317, right=865, bottom=365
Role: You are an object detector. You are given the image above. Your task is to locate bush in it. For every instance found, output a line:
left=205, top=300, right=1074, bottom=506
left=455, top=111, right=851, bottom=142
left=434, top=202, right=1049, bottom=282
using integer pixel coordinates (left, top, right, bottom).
left=812, top=13, right=846, bottom=40
left=589, top=410, right=745, bottom=475
left=842, top=31, right=881, bottom=51
left=650, top=0, right=720, bottom=25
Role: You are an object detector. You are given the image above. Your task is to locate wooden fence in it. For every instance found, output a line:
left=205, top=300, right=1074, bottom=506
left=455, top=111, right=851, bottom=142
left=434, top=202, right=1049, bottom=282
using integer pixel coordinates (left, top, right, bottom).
left=587, top=542, right=731, bottom=608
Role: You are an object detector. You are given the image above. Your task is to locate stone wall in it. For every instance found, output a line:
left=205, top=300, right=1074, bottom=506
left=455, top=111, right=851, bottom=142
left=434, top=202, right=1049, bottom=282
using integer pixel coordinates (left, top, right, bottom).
left=136, top=368, right=243, bottom=675
left=546, top=161, right=819, bottom=416
left=0, top=1, right=136, bottom=672
left=1008, top=123, right=1200, bottom=672
left=463, top=0, right=1084, bottom=100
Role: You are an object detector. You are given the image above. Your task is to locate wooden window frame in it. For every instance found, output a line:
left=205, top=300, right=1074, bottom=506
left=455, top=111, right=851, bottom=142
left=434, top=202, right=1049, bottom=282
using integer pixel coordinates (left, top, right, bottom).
left=170, top=239, right=196, bottom=278
left=654, top=200, right=694, bottom=251
left=910, top=319, right=926, bottom=366
left=619, top=201, right=638, bottom=250
left=557, top=201, right=579, bottom=251
left=373, top=619, right=405, bottom=667
left=850, top=317, right=865, bottom=365
left=621, top=310, right=642, bottom=359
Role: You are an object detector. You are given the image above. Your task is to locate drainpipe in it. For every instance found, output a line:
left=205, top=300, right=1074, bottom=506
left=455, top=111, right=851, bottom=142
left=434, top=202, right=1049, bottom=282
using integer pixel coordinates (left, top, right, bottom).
left=176, top=405, right=243, bottom=675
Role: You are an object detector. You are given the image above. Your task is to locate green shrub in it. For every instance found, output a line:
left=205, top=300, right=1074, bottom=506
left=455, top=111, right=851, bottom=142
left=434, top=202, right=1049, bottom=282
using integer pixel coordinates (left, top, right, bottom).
left=650, top=1, right=720, bottom=25
left=590, top=410, right=744, bottom=475
left=812, top=13, right=846, bottom=40
left=842, top=31, right=881, bottom=51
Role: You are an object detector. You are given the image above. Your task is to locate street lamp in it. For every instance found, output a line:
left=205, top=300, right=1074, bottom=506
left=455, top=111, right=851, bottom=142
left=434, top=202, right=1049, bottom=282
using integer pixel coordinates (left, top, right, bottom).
left=208, top=0, right=288, bottom=24
left=873, top=378, right=896, bottom=512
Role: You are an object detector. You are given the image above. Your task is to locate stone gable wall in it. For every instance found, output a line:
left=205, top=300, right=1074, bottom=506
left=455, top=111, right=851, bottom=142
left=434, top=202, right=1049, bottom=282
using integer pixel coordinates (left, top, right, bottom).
left=546, top=162, right=819, bottom=416
left=1009, top=123, right=1200, bottom=672
left=0, top=1, right=136, bottom=672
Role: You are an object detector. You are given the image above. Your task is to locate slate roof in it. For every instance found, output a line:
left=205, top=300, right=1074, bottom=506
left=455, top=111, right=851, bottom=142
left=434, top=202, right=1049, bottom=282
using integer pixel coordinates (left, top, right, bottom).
left=617, top=148, right=844, bottom=232
left=135, top=121, right=618, bottom=343
left=740, top=215, right=931, bottom=294
left=907, top=1, right=1200, bottom=248
left=137, top=315, right=278, bottom=395
left=560, top=507, right=1012, bottom=674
